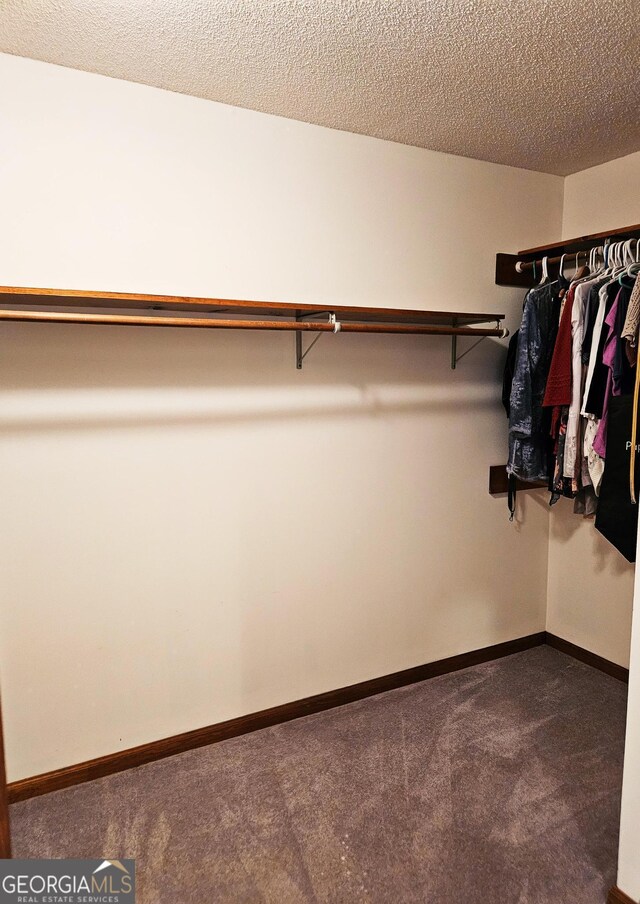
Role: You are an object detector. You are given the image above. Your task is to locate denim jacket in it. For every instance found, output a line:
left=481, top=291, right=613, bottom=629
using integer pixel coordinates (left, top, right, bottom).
left=507, top=278, right=566, bottom=482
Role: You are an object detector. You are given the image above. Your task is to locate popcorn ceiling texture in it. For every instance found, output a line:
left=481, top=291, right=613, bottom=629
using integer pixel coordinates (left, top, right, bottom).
left=0, top=0, right=639, bottom=175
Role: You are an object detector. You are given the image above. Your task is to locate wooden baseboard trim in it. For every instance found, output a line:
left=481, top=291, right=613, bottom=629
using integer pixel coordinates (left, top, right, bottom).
left=608, top=886, right=637, bottom=904
left=0, top=695, right=10, bottom=857
left=545, top=633, right=629, bottom=684
left=8, top=631, right=546, bottom=804
left=6, top=632, right=627, bottom=804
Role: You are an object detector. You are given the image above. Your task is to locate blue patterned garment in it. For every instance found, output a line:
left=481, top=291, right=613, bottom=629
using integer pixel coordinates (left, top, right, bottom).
left=507, top=279, right=567, bottom=482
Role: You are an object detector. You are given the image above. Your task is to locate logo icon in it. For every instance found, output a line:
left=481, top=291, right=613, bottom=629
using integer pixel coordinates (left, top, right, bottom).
left=0, top=858, right=136, bottom=903
left=94, top=860, right=131, bottom=875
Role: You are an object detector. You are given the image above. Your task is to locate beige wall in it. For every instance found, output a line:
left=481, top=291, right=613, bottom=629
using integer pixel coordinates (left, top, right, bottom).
left=0, top=54, right=563, bottom=781
left=546, top=518, right=634, bottom=666
left=563, top=151, right=640, bottom=238
left=562, top=151, right=640, bottom=904
left=545, top=153, right=640, bottom=668
left=618, top=556, right=640, bottom=900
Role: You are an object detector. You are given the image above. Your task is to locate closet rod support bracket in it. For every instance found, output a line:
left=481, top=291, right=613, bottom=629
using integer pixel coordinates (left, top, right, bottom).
left=451, top=320, right=508, bottom=369
left=450, top=318, right=458, bottom=369
left=295, top=312, right=340, bottom=369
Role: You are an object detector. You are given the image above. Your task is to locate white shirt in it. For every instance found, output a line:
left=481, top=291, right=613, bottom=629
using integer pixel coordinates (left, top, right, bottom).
left=563, top=283, right=587, bottom=479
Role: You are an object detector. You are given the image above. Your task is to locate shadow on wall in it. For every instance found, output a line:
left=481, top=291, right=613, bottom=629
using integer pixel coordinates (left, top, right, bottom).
left=549, top=502, right=634, bottom=578
left=0, top=322, right=509, bottom=433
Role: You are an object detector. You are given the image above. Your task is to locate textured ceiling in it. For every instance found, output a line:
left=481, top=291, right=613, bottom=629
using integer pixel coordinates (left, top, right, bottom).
left=1, top=0, right=639, bottom=175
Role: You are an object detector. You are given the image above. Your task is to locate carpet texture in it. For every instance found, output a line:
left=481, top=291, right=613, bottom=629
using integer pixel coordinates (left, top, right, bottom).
left=10, top=647, right=627, bottom=903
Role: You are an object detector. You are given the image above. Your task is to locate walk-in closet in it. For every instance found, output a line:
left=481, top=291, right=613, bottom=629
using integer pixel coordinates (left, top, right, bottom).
left=0, top=2, right=639, bottom=902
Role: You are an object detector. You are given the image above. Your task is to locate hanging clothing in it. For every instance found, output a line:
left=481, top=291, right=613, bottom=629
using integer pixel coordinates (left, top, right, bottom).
left=573, top=484, right=598, bottom=517
left=580, top=276, right=624, bottom=492
left=592, top=298, right=621, bottom=459
left=507, top=278, right=565, bottom=482
left=595, top=394, right=640, bottom=562
left=622, top=277, right=640, bottom=346
left=549, top=406, right=573, bottom=504
left=501, top=330, right=519, bottom=418
left=504, top=248, right=639, bottom=541
left=583, top=281, right=620, bottom=418
left=564, top=281, right=590, bottom=480
left=582, top=281, right=616, bottom=416
left=543, top=287, right=574, bottom=407
left=581, top=278, right=608, bottom=366
left=544, top=290, right=575, bottom=503
left=592, top=286, right=634, bottom=459
left=612, top=285, right=635, bottom=395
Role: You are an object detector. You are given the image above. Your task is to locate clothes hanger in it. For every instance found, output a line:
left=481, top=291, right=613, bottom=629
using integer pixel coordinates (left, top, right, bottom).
left=558, top=253, right=567, bottom=280
left=606, top=241, right=620, bottom=278
left=555, top=252, right=571, bottom=297
left=573, top=249, right=590, bottom=281
left=603, top=241, right=631, bottom=291
left=582, top=244, right=599, bottom=278
left=625, top=239, right=637, bottom=266
left=611, top=241, right=627, bottom=275
left=594, top=244, right=606, bottom=274
left=572, top=255, right=591, bottom=282
left=613, top=240, right=620, bottom=267
left=619, top=238, right=640, bottom=285
left=539, top=255, right=549, bottom=285
left=599, top=239, right=620, bottom=280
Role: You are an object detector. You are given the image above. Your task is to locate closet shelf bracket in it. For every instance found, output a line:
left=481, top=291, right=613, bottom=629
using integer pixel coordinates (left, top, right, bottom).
left=452, top=320, right=506, bottom=369
left=450, top=318, right=458, bottom=369
left=295, top=312, right=340, bottom=369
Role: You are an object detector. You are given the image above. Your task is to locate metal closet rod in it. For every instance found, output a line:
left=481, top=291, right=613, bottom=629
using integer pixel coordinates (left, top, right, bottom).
left=517, top=236, right=640, bottom=273
left=0, top=309, right=505, bottom=336
left=516, top=249, right=589, bottom=272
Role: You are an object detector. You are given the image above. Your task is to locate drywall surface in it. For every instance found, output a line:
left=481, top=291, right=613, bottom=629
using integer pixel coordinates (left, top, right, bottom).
left=2, top=0, right=640, bottom=175
left=0, top=54, right=562, bottom=781
left=545, top=151, right=640, bottom=668
left=566, top=151, right=640, bottom=901
left=563, top=151, right=640, bottom=237
left=546, top=515, right=634, bottom=667
left=617, top=554, right=640, bottom=901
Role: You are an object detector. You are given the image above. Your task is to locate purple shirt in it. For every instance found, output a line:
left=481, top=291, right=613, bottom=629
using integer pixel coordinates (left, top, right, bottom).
left=593, top=293, right=621, bottom=458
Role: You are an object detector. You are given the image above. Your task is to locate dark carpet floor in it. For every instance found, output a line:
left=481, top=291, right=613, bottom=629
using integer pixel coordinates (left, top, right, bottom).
left=11, top=646, right=627, bottom=903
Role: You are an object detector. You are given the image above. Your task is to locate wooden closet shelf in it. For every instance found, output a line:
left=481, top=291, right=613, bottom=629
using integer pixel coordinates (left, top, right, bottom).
left=516, top=223, right=640, bottom=258
left=488, top=465, right=547, bottom=495
left=0, top=286, right=504, bottom=334
left=496, top=221, right=640, bottom=287
left=0, top=286, right=503, bottom=330
left=0, top=286, right=507, bottom=371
